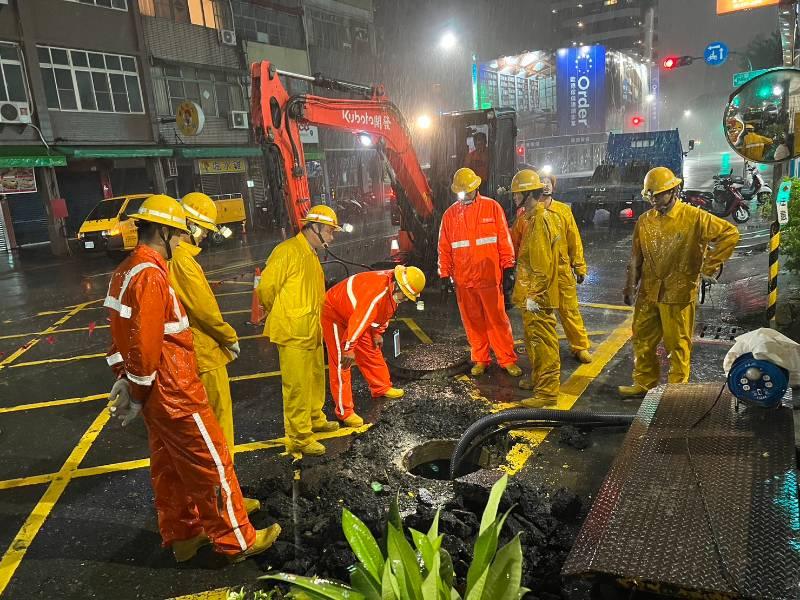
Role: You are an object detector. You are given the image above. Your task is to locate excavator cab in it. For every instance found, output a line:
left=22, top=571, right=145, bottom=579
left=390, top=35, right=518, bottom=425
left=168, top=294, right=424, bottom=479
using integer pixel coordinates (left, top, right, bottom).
left=429, top=108, right=518, bottom=217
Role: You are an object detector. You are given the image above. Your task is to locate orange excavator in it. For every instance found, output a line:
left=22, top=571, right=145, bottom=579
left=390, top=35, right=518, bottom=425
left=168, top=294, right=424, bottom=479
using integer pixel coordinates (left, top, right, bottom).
left=250, top=60, right=519, bottom=271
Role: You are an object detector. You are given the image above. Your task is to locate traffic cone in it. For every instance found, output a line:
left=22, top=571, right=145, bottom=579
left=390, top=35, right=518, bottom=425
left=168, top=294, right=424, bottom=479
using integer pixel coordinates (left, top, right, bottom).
left=247, top=267, right=266, bottom=326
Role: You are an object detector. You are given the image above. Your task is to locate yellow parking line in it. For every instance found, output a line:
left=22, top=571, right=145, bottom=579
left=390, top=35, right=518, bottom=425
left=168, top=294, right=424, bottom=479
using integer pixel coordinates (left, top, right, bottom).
left=213, top=290, right=252, bottom=298
left=9, top=352, right=106, bottom=369
left=398, top=317, right=433, bottom=344
left=229, top=370, right=281, bottom=382
left=0, top=409, right=111, bottom=595
left=0, top=324, right=110, bottom=341
left=209, top=280, right=252, bottom=286
left=0, top=393, right=108, bottom=414
left=579, top=302, right=633, bottom=312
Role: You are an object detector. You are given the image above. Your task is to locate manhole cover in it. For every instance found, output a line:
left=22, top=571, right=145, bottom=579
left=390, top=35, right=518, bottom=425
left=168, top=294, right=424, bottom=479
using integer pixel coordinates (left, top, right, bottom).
left=698, top=323, right=739, bottom=341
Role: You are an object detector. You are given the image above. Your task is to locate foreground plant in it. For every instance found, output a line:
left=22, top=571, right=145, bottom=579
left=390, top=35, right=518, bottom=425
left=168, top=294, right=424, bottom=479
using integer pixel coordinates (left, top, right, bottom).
left=263, top=474, right=528, bottom=599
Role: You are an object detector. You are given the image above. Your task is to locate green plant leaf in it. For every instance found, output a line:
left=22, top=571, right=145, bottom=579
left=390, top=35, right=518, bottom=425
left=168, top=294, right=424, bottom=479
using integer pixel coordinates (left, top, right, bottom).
left=427, top=509, right=441, bottom=542
left=421, top=550, right=441, bottom=600
left=381, top=493, right=403, bottom=556
left=479, top=474, right=508, bottom=535
left=410, top=528, right=435, bottom=572
left=382, top=559, right=400, bottom=600
left=516, top=587, right=531, bottom=599
left=450, top=591, right=462, bottom=600
left=464, top=523, right=500, bottom=598
left=387, top=525, right=423, bottom=600
left=350, top=564, right=381, bottom=600
left=261, top=574, right=364, bottom=600
left=438, top=548, right=455, bottom=589
left=481, top=535, right=524, bottom=600
left=343, top=508, right=385, bottom=581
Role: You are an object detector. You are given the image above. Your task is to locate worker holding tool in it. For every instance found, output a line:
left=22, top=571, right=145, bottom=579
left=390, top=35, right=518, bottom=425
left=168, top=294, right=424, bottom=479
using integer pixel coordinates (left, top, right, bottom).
left=322, top=266, right=426, bottom=427
left=104, top=194, right=280, bottom=564
left=438, top=167, right=521, bottom=378
left=511, top=172, right=592, bottom=364
left=619, top=167, right=740, bottom=398
left=258, top=205, right=341, bottom=457
left=510, top=170, right=562, bottom=404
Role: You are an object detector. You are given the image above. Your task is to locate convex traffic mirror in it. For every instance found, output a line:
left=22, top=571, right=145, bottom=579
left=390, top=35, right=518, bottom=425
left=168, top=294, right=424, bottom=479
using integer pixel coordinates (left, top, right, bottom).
left=725, top=67, right=800, bottom=164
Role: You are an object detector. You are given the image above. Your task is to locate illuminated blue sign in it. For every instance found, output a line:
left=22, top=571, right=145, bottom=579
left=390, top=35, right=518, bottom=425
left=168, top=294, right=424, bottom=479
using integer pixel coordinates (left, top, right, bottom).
left=557, top=45, right=607, bottom=135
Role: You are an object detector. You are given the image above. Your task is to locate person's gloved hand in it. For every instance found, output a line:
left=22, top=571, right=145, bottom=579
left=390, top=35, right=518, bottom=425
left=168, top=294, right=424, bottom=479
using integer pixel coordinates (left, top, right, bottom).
left=108, top=379, right=142, bottom=427
left=227, top=341, right=241, bottom=360
left=701, top=274, right=718, bottom=285
left=526, top=298, right=541, bottom=313
left=502, top=268, right=515, bottom=294
left=575, top=273, right=585, bottom=285
left=373, top=333, right=384, bottom=349
left=623, top=291, right=633, bottom=306
left=340, top=351, right=356, bottom=370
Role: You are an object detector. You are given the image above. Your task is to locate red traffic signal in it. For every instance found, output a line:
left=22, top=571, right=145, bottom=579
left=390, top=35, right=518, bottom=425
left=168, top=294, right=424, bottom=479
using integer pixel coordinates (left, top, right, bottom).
left=663, top=56, right=677, bottom=69
left=631, top=116, right=645, bottom=127
left=516, top=145, right=525, bottom=157
left=662, top=55, right=694, bottom=70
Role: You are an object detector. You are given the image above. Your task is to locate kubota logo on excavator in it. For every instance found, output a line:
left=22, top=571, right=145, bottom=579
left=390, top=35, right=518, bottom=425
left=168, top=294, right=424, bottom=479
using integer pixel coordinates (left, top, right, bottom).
left=342, top=110, right=392, bottom=131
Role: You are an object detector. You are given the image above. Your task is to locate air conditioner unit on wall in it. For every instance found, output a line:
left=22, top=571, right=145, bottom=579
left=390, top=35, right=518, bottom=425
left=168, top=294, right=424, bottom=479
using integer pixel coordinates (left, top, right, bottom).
left=229, top=111, right=248, bottom=129
left=220, top=29, right=237, bottom=46
left=0, top=101, right=32, bottom=124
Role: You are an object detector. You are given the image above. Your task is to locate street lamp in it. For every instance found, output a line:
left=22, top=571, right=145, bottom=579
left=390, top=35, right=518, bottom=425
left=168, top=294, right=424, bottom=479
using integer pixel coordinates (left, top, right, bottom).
left=646, top=94, right=655, bottom=103
left=684, top=109, right=692, bottom=118
left=439, top=31, right=457, bottom=51
left=415, top=114, right=432, bottom=130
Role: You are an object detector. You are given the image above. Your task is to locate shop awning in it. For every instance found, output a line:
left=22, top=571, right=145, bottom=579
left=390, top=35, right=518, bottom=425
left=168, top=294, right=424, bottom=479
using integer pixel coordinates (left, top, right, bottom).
left=175, top=147, right=263, bottom=159
left=55, top=146, right=173, bottom=159
left=0, top=146, right=67, bottom=167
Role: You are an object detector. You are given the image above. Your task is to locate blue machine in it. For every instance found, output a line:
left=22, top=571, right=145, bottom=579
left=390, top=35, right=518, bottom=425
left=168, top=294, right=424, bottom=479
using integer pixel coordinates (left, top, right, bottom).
left=727, top=353, right=789, bottom=408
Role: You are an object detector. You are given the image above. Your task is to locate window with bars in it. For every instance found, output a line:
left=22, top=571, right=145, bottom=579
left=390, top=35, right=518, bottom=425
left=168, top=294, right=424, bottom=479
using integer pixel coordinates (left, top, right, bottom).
left=138, top=0, right=219, bottom=29
left=152, top=65, right=245, bottom=117
left=308, top=8, right=369, bottom=52
left=64, top=0, right=128, bottom=10
left=0, top=43, right=30, bottom=104
left=38, top=46, right=144, bottom=114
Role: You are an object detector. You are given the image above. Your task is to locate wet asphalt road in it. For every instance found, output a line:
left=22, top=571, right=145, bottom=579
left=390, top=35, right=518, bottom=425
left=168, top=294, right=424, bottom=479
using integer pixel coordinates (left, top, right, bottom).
left=0, top=213, right=777, bottom=599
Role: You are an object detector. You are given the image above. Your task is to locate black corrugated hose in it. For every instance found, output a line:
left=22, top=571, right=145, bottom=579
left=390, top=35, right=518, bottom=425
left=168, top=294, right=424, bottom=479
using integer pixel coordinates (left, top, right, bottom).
left=449, top=408, right=635, bottom=479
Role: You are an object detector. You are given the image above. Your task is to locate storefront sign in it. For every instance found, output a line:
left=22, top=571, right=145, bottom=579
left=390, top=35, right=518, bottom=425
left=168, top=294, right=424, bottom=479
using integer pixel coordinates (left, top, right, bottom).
left=557, top=45, right=607, bottom=135
left=198, top=159, right=246, bottom=175
left=717, top=0, right=779, bottom=14
left=176, top=101, right=205, bottom=137
left=0, top=167, right=36, bottom=194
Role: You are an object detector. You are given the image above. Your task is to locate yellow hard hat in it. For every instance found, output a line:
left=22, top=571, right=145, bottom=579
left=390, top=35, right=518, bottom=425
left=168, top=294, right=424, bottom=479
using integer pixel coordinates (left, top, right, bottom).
left=130, top=194, right=189, bottom=232
left=394, top=265, right=426, bottom=301
left=301, top=205, right=342, bottom=230
left=181, top=192, right=218, bottom=232
left=451, top=167, right=482, bottom=195
left=511, top=169, right=543, bottom=193
left=641, top=167, right=682, bottom=200
left=745, top=124, right=755, bottom=131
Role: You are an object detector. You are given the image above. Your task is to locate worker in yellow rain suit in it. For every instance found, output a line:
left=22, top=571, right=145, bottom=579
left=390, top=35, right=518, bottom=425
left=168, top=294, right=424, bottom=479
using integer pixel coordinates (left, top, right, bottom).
left=168, top=191, right=260, bottom=514
left=258, top=205, right=341, bottom=457
left=619, top=167, right=740, bottom=398
left=511, top=170, right=562, bottom=406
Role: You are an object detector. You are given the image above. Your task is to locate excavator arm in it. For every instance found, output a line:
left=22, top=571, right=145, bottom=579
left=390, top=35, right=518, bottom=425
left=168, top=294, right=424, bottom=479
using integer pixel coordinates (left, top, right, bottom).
left=250, top=60, right=434, bottom=264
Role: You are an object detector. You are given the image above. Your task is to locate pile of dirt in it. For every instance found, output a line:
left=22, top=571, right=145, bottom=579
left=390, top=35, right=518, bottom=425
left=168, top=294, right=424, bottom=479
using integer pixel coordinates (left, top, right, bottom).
left=245, top=377, right=590, bottom=598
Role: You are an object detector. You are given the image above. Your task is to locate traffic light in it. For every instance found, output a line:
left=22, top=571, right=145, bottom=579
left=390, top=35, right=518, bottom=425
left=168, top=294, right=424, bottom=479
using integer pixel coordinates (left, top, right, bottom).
left=516, top=145, right=526, bottom=159
left=631, top=116, right=645, bottom=128
left=662, top=55, right=694, bottom=70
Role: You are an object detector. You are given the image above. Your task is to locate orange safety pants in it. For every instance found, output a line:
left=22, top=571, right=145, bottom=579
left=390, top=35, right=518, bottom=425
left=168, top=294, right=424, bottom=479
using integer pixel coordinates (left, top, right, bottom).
left=322, top=315, right=392, bottom=420
left=144, top=397, right=255, bottom=555
left=455, top=284, right=517, bottom=367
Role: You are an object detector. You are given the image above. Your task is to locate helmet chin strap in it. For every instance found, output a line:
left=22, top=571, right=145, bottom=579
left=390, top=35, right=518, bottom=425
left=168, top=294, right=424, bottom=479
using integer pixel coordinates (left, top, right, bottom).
left=311, top=223, right=328, bottom=249
left=159, top=225, right=175, bottom=260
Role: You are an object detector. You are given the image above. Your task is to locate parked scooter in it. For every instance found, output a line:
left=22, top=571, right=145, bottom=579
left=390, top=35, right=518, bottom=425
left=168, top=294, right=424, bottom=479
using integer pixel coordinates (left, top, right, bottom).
left=682, top=172, right=750, bottom=223
left=732, top=163, right=772, bottom=206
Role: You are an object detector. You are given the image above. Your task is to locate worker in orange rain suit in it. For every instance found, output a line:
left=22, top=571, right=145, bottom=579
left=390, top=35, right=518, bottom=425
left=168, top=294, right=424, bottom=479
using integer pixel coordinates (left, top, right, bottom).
left=510, top=170, right=562, bottom=404
left=104, top=194, right=280, bottom=564
left=511, top=172, right=592, bottom=364
left=438, top=167, right=521, bottom=378
left=258, top=205, right=341, bottom=457
left=322, top=266, right=426, bottom=427
left=619, top=167, right=740, bottom=398
left=168, top=192, right=260, bottom=516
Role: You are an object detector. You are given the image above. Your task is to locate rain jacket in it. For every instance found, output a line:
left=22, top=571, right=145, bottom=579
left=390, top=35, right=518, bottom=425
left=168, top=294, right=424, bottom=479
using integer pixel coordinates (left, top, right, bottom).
left=258, top=232, right=325, bottom=350
left=742, top=132, right=773, bottom=162
left=438, top=194, right=514, bottom=288
left=512, top=203, right=561, bottom=310
left=511, top=199, right=587, bottom=278
left=625, top=201, right=740, bottom=304
left=169, top=241, right=237, bottom=373
left=323, top=270, right=397, bottom=352
left=105, top=244, right=197, bottom=404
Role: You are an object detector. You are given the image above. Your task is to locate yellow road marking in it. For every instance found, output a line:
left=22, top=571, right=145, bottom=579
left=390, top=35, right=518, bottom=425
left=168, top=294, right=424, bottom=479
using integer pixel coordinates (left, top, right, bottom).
left=0, top=301, right=93, bottom=369
left=0, top=324, right=110, bottom=341
left=398, top=317, right=433, bottom=344
left=212, top=290, right=252, bottom=298
left=0, top=423, right=371, bottom=492
left=0, top=409, right=110, bottom=595
left=513, top=330, right=611, bottom=345
left=229, top=370, right=281, bottom=382
left=9, top=352, right=106, bottom=369
left=0, top=393, right=108, bottom=414
left=209, top=279, right=252, bottom=287
left=579, top=302, right=633, bottom=312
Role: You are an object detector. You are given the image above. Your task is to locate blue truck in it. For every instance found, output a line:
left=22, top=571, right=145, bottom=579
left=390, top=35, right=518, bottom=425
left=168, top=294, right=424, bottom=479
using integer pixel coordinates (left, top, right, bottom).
left=564, top=129, right=692, bottom=225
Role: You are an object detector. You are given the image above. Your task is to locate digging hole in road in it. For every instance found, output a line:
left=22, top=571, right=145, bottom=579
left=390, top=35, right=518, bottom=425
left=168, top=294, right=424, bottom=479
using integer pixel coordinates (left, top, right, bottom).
left=403, top=439, right=504, bottom=480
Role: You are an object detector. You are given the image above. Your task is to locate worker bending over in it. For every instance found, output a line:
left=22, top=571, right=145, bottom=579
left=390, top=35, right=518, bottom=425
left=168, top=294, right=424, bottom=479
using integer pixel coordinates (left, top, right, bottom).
left=258, top=206, right=340, bottom=457
left=438, top=167, right=521, bottom=378
left=510, top=170, right=562, bottom=405
left=105, top=195, right=279, bottom=563
left=322, top=266, right=425, bottom=426
left=619, top=167, right=740, bottom=398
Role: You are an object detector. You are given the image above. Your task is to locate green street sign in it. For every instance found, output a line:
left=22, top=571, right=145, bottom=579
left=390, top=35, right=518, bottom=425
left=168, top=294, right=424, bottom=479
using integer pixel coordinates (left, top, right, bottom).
left=733, top=68, right=770, bottom=88
left=777, top=180, right=792, bottom=205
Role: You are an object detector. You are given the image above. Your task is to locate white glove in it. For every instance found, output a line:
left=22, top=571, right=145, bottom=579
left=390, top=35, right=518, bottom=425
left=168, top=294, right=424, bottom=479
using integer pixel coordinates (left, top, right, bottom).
left=108, top=379, right=142, bottom=427
left=724, top=328, right=800, bottom=387
left=701, top=274, right=718, bottom=285
left=525, top=298, right=541, bottom=313
left=227, top=341, right=241, bottom=360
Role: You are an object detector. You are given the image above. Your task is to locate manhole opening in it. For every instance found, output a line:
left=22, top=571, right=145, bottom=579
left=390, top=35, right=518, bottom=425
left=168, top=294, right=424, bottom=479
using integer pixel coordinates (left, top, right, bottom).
left=403, top=439, right=504, bottom=481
